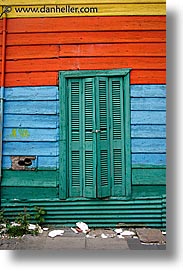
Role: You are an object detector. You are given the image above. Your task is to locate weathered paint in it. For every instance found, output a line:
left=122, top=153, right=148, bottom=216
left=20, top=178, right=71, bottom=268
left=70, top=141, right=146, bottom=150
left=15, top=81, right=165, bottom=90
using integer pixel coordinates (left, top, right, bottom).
left=0, top=16, right=166, bottom=87
left=0, top=1, right=166, bottom=18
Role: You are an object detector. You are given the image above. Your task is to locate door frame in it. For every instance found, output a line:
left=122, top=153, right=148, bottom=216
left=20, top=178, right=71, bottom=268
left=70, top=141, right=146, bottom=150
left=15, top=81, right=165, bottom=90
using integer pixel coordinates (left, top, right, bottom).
left=59, top=69, right=131, bottom=199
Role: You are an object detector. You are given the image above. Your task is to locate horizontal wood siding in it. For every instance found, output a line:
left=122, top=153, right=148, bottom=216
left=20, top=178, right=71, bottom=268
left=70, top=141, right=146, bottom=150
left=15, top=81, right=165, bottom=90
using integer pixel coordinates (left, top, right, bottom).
left=131, top=84, right=166, bottom=195
left=2, top=86, right=59, bottom=172
left=0, top=16, right=166, bottom=87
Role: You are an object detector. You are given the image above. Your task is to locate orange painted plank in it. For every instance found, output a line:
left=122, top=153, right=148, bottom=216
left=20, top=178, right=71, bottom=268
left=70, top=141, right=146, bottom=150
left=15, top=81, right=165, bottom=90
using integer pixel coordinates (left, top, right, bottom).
left=2, top=43, right=165, bottom=60
left=131, top=70, right=166, bottom=84
left=5, top=45, right=59, bottom=59
left=3, top=70, right=166, bottom=86
left=59, top=43, right=166, bottom=57
left=5, top=31, right=166, bottom=45
left=6, top=16, right=166, bottom=33
left=3, top=57, right=166, bottom=72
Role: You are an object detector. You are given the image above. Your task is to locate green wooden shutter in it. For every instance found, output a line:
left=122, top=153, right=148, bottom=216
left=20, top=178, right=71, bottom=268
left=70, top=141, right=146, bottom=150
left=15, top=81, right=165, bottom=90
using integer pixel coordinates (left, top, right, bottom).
left=83, top=78, right=97, bottom=198
left=68, top=79, right=83, bottom=197
left=109, top=77, right=126, bottom=196
left=96, top=77, right=111, bottom=198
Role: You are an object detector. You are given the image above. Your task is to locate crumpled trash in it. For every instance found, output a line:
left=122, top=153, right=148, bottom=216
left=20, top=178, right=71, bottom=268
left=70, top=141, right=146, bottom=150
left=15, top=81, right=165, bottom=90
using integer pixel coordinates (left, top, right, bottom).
left=71, top=227, right=79, bottom=234
left=48, top=229, right=64, bottom=238
left=28, top=224, right=37, bottom=230
left=76, top=222, right=90, bottom=233
left=121, top=230, right=136, bottom=237
left=113, top=228, right=136, bottom=238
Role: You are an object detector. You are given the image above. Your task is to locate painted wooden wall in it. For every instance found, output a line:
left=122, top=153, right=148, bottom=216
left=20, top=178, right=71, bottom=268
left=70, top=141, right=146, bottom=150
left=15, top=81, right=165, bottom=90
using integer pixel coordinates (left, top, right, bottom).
left=0, top=2, right=166, bottom=227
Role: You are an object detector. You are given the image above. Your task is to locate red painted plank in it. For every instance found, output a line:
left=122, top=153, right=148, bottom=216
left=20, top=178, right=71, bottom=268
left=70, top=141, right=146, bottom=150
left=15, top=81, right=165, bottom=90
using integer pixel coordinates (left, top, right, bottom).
left=59, top=43, right=166, bottom=57
left=3, top=70, right=166, bottom=86
left=5, top=31, right=166, bottom=45
left=3, top=57, right=165, bottom=72
left=4, top=45, right=59, bottom=59
left=2, top=43, right=165, bottom=60
left=131, top=70, right=166, bottom=84
left=6, top=16, right=166, bottom=33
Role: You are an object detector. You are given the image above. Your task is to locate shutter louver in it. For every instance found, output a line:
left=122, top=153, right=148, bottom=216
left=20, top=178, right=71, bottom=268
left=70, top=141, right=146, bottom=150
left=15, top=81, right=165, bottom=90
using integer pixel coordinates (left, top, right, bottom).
left=83, top=78, right=97, bottom=198
left=96, top=78, right=111, bottom=198
left=110, top=78, right=126, bottom=196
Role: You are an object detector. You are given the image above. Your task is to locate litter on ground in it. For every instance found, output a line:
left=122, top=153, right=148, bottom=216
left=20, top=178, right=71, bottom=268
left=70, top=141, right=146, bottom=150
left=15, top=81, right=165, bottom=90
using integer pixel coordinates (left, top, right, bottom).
left=48, top=229, right=64, bottom=238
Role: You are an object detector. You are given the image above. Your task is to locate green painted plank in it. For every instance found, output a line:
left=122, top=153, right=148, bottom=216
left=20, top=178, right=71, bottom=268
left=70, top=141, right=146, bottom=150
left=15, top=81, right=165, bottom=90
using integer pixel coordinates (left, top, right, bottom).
left=132, top=185, right=166, bottom=197
left=1, top=170, right=58, bottom=187
left=132, top=168, right=166, bottom=185
left=1, top=187, right=58, bottom=199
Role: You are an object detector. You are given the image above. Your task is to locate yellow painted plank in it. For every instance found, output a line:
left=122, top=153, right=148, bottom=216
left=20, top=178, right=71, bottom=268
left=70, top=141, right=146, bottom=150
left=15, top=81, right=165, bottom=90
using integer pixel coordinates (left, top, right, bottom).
left=0, top=4, right=166, bottom=18
left=0, top=0, right=166, bottom=5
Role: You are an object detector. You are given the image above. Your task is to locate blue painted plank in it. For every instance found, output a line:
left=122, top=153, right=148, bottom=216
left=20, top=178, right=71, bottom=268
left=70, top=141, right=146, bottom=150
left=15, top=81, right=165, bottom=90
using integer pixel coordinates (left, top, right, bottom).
left=132, top=138, right=166, bottom=153
left=131, top=125, right=166, bottom=138
left=132, top=153, right=166, bottom=166
left=4, top=114, right=58, bottom=128
left=2, top=156, right=59, bottom=169
left=3, top=142, right=58, bottom=156
left=131, top=85, right=166, bottom=98
left=131, top=98, right=166, bottom=111
left=5, top=86, right=58, bottom=101
left=4, top=101, right=58, bottom=115
left=3, top=128, right=59, bottom=142
left=131, top=111, right=166, bottom=125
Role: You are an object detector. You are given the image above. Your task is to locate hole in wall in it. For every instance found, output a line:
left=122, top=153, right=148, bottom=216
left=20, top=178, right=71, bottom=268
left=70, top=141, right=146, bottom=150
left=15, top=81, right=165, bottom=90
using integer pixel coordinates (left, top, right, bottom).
left=11, top=156, right=36, bottom=170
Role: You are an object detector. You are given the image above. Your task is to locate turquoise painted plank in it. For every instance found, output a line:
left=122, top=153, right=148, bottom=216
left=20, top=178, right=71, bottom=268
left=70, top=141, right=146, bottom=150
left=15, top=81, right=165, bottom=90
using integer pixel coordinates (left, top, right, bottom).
left=4, top=101, right=58, bottom=115
left=2, top=156, right=58, bottom=169
left=131, top=111, right=166, bottom=124
left=131, top=125, right=166, bottom=138
left=132, top=168, right=166, bottom=185
left=3, top=128, right=59, bottom=141
left=1, top=187, right=58, bottom=199
left=1, top=170, right=57, bottom=187
left=131, top=98, right=166, bottom=111
left=132, top=138, right=166, bottom=153
left=3, top=141, right=58, bottom=156
left=132, top=153, right=166, bottom=166
left=131, top=85, right=166, bottom=98
left=4, top=114, right=58, bottom=128
left=5, top=86, right=58, bottom=101
left=132, top=185, right=166, bottom=198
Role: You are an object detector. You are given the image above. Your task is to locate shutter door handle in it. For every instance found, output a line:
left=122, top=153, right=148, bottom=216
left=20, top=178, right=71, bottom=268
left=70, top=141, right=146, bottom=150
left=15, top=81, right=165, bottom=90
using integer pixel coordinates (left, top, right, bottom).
left=89, top=129, right=107, bottom=133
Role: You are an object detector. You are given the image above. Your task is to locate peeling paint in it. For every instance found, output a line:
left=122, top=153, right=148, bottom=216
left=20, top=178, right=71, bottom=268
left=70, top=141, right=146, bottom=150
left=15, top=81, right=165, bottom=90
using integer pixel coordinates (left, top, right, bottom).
left=9, top=128, right=30, bottom=138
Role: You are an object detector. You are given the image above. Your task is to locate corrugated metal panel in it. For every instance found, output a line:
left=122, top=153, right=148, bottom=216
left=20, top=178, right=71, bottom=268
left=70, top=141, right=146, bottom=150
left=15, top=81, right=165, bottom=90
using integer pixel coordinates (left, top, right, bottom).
left=1, top=197, right=166, bottom=229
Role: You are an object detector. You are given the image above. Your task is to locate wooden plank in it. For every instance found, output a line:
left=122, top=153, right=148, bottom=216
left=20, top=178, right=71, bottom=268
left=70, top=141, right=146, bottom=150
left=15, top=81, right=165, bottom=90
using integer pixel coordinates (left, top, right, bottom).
left=131, top=125, right=166, bottom=138
left=4, top=114, right=58, bottom=128
left=3, top=128, right=59, bottom=141
left=5, top=31, right=166, bottom=46
left=0, top=0, right=167, bottom=5
left=2, top=4, right=166, bottom=18
left=132, top=153, right=166, bottom=166
left=6, top=17, right=166, bottom=33
left=131, top=98, right=166, bottom=110
left=4, top=43, right=166, bottom=60
left=131, top=111, right=166, bottom=124
left=1, top=170, right=57, bottom=187
left=131, top=84, right=166, bottom=97
left=2, top=155, right=58, bottom=169
left=132, top=168, right=166, bottom=185
left=5, top=86, right=58, bottom=101
left=4, top=101, right=57, bottom=114
left=3, top=141, right=58, bottom=156
left=3, top=57, right=166, bottom=72
left=3, top=70, right=166, bottom=87
left=5, top=45, right=59, bottom=60
left=130, top=70, right=166, bottom=84
left=1, top=187, right=58, bottom=199
left=132, top=138, right=166, bottom=153
left=132, top=185, right=166, bottom=197
left=59, top=43, right=166, bottom=57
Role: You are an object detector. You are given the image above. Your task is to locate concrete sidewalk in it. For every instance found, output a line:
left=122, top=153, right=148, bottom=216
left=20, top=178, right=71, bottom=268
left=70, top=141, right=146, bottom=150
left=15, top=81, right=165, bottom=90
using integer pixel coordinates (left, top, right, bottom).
left=0, top=227, right=166, bottom=250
